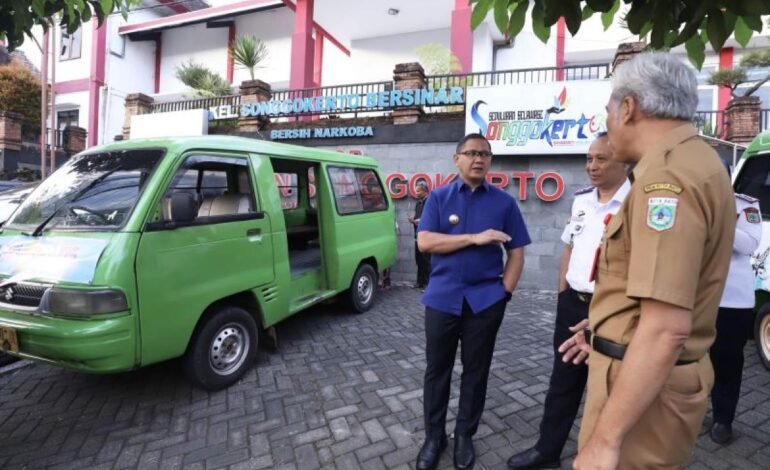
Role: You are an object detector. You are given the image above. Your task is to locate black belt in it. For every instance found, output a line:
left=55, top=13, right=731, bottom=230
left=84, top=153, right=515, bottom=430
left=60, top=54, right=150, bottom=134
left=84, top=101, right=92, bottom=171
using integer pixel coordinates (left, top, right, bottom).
left=585, top=331, right=696, bottom=366
left=569, top=287, right=592, bottom=304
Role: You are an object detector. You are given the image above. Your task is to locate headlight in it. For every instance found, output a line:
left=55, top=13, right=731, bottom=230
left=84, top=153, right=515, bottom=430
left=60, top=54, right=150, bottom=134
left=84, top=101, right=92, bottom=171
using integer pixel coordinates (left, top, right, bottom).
left=41, top=288, right=129, bottom=316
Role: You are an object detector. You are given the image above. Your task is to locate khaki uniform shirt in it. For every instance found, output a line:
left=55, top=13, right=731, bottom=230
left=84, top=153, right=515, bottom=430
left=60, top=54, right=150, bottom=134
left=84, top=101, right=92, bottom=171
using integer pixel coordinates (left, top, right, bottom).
left=589, top=124, right=735, bottom=362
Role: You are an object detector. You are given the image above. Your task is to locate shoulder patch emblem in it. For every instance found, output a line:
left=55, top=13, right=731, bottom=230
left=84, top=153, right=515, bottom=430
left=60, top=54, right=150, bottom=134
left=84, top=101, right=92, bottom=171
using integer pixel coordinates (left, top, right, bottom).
left=745, top=207, right=761, bottom=224
left=574, top=185, right=593, bottom=196
left=643, top=183, right=683, bottom=194
left=647, top=197, right=678, bottom=231
left=736, top=193, right=759, bottom=203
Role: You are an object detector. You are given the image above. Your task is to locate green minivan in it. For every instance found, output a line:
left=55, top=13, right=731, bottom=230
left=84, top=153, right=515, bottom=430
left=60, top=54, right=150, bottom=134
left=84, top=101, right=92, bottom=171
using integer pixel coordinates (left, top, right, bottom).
left=0, top=136, right=396, bottom=389
left=732, top=130, right=770, bottom=370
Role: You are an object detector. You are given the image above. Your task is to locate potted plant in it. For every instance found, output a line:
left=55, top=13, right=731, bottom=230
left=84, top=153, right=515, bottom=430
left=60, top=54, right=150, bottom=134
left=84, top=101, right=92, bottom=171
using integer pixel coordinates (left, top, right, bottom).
left=230, top=34, right=269, bottom=83
left=709, top=49, right=770, bottom=141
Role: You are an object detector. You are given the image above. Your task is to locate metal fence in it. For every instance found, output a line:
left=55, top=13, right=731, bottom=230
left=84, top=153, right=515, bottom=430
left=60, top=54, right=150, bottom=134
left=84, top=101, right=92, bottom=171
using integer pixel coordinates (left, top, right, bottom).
left=693, top=110, right=726, bottom=138
left=425, top=63, right=610, bottom=91
left=762, top=109, right=770, bottom=132
left=150, top=95, right=241, bottom=114
left=20, top=123, right=70, bottom=148
left=149, top=64, right=611, bottom=118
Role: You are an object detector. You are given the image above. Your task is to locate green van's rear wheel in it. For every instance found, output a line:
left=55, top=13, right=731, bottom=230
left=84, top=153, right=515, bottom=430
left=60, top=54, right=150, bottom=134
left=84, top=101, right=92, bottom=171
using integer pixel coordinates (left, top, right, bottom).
left=755, top=305, right=770, bottom=370
left=183, top=306, right=258, bottom=390
left=349, top=264, right=377, bottom=313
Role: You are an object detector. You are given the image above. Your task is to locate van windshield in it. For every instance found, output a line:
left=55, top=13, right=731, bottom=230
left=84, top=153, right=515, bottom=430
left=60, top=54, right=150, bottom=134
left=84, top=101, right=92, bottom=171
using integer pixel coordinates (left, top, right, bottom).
left=734, top=153, right=770, bottom=219
left=7, top=149, right=164, bottom=232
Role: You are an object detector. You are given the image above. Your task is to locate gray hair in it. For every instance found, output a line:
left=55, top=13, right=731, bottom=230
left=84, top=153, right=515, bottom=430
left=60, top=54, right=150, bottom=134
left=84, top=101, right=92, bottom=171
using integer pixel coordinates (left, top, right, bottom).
left=415, top=181, right=429, bottom=191
left=611, top=52, right=698, bottom=120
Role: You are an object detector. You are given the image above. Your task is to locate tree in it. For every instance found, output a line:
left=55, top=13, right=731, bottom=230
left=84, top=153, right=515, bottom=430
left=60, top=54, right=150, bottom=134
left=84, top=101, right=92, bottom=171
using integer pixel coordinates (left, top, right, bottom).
left=471, top=0, right=770, bottom=69
left=709, top=49, right=770, bottom=99
left=0, top=60, right=42, bottom=129
left=414, top=43, right=462, bottom=75
left=230, top=34, right=269, bottom=81
left=0, top=0, right=141, bottom=52
left=175, top=60, right=232, bottom=98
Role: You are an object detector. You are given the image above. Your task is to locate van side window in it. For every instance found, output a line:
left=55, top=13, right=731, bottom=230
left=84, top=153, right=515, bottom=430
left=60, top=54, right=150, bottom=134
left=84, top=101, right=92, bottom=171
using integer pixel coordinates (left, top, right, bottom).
left=328, top=167, right=387, bottom=215
left=163, top=156, right=256, bottom=221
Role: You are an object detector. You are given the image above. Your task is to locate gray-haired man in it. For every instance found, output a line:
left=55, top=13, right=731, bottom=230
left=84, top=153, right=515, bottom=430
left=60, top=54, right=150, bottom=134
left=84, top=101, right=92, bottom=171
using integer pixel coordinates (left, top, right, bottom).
left=559, top=52, right=735, bottom=469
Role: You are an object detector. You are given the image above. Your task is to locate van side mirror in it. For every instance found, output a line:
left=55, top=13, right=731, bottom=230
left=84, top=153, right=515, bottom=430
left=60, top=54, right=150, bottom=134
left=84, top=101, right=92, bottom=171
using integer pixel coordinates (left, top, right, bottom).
left=169, top=192, right=198, bottom=224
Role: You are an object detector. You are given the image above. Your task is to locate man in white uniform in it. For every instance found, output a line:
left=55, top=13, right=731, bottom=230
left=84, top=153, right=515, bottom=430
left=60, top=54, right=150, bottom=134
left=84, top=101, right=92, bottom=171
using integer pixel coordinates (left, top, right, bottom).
left=508, top=133, right=630, bottom=469
left=709, top=192, right=762, bottom=444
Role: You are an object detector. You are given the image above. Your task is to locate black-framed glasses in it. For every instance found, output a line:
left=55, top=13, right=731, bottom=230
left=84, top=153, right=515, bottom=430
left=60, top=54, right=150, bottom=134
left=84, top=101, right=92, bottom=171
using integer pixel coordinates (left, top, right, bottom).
left=458, top=150, right=493, bottom=159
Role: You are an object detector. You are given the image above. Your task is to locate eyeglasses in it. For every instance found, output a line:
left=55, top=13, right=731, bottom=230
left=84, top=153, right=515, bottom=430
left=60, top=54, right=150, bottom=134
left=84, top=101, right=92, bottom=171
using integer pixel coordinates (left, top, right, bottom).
left=458, top=150, right=493, bottom=159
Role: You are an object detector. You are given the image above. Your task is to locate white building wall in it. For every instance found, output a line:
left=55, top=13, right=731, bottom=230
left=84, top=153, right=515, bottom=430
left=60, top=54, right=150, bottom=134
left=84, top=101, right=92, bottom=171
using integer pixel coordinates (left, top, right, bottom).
left=493, top=15, right=556, bottom=71
left=321, top=37, right=353, bottom=87
left=54, top=23, right=94, bottom=83
left=472, top=23, right=494, bottom=73
left=233, top=8, right=294, bottom=89
left=345, top=28, right=450, bottom=84
left=104, top=11, right=160, bottom=143
left=160, top=23, right=230, bottom=94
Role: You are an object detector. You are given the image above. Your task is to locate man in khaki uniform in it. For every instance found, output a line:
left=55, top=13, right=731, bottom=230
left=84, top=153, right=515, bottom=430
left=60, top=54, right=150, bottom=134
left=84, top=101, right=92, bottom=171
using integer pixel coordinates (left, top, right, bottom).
left=560, top=52, right=735, bottom=469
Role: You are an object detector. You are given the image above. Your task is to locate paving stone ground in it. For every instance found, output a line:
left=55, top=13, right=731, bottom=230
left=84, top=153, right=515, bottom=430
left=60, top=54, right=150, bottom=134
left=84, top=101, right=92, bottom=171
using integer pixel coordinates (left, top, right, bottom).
left=0, top=288, right=769, bottom=470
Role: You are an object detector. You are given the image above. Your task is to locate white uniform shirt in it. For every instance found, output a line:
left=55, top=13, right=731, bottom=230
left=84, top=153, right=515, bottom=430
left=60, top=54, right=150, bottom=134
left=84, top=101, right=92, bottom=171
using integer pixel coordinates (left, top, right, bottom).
left=720, top=194, right=762, bottom=308
left=560, top=179, right=631, bottom=294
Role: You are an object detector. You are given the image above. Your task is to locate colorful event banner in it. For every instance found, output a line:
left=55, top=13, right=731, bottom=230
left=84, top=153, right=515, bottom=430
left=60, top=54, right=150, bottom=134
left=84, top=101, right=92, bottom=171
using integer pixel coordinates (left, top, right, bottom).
left=465, top=81, right=612, bottom=155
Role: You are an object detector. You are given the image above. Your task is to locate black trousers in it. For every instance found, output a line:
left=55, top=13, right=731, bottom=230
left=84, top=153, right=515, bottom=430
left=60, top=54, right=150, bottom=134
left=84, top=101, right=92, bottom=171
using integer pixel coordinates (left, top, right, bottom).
left=415, top=241, right=431, bottom=287
left=535, top=288, right=590, bottom=458
left=423, top=297, right=506, bottom=439
left=710, top=306, right=754, bottom=425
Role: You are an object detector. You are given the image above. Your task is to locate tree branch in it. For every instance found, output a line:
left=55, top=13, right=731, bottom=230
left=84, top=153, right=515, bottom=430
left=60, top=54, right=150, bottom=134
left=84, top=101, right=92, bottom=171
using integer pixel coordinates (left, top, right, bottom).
left=743, top=73, right=770, bottom=98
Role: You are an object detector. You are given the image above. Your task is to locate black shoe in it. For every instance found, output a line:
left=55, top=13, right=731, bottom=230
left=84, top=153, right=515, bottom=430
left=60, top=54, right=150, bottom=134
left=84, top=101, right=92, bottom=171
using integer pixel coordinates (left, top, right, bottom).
left=454, top=435, right=475, bottom=470
left=416, top=435, right=447, bottom=470
left=710, top=422, right=733, bottom=445
left=507, top=447, right=561, bottom=469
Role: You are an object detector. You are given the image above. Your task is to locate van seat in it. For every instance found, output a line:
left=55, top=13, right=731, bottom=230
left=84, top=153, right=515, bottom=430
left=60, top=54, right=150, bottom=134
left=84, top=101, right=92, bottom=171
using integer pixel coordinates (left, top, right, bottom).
left=198, top=194, right=251, bottom=217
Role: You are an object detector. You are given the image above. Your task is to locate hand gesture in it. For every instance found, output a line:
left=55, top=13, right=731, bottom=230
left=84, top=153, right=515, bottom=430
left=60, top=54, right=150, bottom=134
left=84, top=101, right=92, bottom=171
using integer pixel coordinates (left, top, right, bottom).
left=472, top=229, right=511, bottom=245
left=558, top=319, right=590, bottom=365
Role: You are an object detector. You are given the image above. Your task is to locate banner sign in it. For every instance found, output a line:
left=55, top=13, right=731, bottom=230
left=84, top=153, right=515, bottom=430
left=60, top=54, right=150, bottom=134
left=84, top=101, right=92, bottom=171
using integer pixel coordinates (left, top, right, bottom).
left=0, top=236, right=108, bottom=284
left=271, top=126, right=374, bottom=140
left=465, top=81, right=611, bottom=155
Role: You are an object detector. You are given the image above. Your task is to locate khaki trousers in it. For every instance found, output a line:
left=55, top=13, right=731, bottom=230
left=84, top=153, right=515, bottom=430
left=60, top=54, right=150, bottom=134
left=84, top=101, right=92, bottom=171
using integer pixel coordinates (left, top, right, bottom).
left=578, top=353, right=713, bottom=469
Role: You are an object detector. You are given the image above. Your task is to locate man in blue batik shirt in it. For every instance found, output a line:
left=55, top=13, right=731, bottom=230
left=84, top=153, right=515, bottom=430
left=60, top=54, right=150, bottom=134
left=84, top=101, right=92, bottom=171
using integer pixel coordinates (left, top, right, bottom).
left=415, top=133, right=531, bottom=470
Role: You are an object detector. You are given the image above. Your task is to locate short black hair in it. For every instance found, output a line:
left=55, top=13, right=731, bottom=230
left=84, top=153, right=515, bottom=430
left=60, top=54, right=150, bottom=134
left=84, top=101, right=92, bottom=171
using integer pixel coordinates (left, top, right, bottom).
left=456, top=133, right=491, bottom=154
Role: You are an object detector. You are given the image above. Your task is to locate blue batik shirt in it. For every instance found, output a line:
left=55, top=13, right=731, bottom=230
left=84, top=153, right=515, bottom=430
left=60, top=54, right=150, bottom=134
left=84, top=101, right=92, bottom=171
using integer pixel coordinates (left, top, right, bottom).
left=418, top=178, right=531, bottom=315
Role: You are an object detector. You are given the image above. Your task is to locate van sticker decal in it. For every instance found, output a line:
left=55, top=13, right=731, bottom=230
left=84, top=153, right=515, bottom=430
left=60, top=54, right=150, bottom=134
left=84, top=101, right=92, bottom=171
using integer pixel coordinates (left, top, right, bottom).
left=0, top=237, right=108, bottom=284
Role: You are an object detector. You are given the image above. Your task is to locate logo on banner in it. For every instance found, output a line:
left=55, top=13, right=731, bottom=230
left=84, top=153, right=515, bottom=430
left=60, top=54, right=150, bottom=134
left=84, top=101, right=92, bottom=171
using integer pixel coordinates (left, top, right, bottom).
left=470, top=86, right=606, bottom=149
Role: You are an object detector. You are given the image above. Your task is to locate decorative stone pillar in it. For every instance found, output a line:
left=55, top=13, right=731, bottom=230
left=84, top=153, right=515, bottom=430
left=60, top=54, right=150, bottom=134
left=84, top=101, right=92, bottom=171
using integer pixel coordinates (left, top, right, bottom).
left=238, top=79, right=272, bottom=134
left=611, top=41, right=646, bottom=73
left=392, top=62, right=426, bottom=125
left=63, top=126, right=87, bottom=155
left=725, top=96, right=761, bottom=143
left=122, top=93, right=154, bottom=140
left=0, top=111, right=23, bottom=151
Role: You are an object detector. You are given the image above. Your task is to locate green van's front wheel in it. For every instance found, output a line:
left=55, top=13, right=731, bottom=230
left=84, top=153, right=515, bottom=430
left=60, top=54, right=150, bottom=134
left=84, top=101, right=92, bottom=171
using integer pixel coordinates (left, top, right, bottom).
left=349, top=264, right=378, bottom=313
left=183, top=306, right=259, bottom=390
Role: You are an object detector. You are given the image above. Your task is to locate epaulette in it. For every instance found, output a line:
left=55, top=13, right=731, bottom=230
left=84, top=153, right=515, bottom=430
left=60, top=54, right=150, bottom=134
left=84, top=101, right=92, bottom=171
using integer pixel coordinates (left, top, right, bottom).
left=736, top=193, right=758, bottom=203
left=574, top=185, right=594, bottom=196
